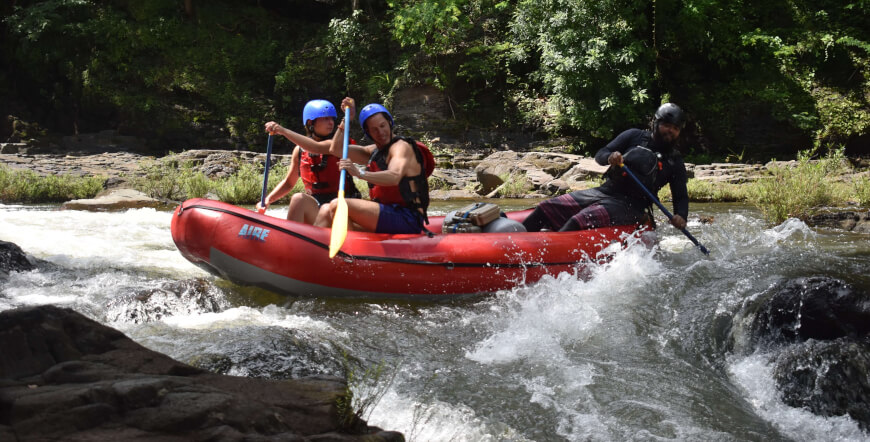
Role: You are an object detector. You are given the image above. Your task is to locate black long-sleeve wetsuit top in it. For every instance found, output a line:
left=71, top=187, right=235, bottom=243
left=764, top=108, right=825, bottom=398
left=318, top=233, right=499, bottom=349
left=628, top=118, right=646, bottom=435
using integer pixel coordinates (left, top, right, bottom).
left=593, top=128, right=689, bottom=219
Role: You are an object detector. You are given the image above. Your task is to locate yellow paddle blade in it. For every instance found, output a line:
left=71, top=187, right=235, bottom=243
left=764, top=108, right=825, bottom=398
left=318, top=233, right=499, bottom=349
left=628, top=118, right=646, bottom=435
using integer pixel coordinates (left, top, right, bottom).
left=328, top=190, right=348, bottom=258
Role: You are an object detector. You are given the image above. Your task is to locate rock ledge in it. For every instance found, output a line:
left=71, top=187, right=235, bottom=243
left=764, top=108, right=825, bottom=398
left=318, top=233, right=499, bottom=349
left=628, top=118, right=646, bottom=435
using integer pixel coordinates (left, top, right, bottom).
left=0, top=305, right=403, bottom=441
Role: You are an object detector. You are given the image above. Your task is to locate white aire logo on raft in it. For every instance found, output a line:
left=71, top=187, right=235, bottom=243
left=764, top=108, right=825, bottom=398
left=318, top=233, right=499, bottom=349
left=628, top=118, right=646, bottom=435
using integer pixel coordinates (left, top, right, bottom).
left=238, top=224, right=269, bottom=242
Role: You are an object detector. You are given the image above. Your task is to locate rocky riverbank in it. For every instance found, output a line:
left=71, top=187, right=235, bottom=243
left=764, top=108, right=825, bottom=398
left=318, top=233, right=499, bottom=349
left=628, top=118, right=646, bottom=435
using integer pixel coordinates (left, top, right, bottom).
left=0, top=240, right=403, bottom=440
left=2, top=148, right=870, bottom=232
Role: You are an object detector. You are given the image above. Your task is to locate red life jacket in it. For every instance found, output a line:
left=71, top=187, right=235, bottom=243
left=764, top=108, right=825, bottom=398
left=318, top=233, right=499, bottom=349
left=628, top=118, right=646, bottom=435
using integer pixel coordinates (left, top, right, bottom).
left=297, top=138, right=358, bottom=195
left=367, top=137, right=434, bottom=224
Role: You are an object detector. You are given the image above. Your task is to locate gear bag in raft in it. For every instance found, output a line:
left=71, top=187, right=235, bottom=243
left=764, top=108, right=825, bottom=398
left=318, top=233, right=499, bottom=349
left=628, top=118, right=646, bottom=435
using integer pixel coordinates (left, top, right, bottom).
left=609, top=145, right=662, bottom=201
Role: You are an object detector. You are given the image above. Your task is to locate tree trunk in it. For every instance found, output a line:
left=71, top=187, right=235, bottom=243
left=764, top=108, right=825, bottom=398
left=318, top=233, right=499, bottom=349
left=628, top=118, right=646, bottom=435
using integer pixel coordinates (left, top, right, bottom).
left=184, top=0, right=195, bottom=18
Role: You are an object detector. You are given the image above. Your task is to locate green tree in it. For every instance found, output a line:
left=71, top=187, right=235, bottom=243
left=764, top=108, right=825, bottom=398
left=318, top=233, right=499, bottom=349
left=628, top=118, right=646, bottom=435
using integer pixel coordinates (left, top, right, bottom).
left=386, top=0, right=516, bottom=116
left=511, top=0, right=655, bottom=139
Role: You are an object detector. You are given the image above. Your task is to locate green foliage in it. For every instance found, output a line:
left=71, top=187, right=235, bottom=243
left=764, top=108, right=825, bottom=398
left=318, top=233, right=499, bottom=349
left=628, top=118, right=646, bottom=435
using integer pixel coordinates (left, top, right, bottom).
left=855, top=176, right=870, bottom=207
left=0, top=165, right=104, bottom=203
left=746, top=148, right=850, bottom=223
left=813, top=87, right=870, bottom=147
left=387, top=0, right=516, bottom=114
left=213, top=162, right=267, bottom=205
left=659, top=179, right=749, bottom=203
left=3, top=0, right=869, bottom=158
left=324, top=10, right=393, bottom=102
left=496, top=170, right=531, bottom=197
left=511, top=0, right=654, bottom=138
left=133, top=158, right=197, bottom=201
left=131, top=157, right=292, bottom=204
left=4, top=1, right=305, bottom=146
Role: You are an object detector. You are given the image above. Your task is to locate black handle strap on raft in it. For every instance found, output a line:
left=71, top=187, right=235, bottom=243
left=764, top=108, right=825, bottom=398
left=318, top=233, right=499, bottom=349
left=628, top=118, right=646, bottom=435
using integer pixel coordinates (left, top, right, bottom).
left=620, top=164, right=710, bottom=256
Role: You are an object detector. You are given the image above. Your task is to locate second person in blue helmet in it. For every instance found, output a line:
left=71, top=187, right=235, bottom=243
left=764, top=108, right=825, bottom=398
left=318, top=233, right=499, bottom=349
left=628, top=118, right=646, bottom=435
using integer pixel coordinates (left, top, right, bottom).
left=312, top=97, right=430, bottom=234
left=260, top=99, right=361, bottom=223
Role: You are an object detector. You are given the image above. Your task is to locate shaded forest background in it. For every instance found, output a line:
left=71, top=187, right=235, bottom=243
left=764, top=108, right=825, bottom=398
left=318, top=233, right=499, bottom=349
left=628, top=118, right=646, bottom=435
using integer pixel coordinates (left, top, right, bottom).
left=1, top=0, right=868, bottom=161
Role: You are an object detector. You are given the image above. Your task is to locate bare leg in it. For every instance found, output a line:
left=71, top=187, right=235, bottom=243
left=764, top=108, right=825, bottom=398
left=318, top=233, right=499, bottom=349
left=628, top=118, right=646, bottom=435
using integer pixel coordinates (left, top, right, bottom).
left=287, top=193, right=319, bottom=224
left=314, top=198, right=382, bottom=232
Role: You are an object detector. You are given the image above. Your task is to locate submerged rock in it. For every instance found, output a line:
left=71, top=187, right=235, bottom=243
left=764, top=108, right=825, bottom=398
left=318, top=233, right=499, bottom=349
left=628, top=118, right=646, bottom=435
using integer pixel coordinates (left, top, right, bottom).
left=187, top=326, right=348, bottom=380
left=734, top=276, right=870, bottom=431
left=0, top=240, right=36, bottom=278
left=105, top=278, right=229, bottom=324
left=808, top=210, right=870, bottom=233
left=745, top=276, right=870, bottom=348
left=773, top=338, right=870, bottom=431
left=0, top=305, right=403, bottom=441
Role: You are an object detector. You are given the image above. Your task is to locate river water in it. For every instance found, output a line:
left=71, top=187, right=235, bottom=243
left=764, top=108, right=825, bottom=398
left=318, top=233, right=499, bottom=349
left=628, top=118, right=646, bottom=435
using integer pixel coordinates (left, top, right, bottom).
left=2, top=201, right=869, bottom=441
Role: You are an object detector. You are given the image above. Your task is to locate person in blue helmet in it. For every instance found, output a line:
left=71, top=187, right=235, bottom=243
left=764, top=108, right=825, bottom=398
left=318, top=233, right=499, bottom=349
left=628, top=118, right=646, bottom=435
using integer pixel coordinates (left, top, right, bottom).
left=259, top=99, right=361, bottom=223
left=312, top=97, right=430, bottom=234
left=522, top=103, right=691, bottom=232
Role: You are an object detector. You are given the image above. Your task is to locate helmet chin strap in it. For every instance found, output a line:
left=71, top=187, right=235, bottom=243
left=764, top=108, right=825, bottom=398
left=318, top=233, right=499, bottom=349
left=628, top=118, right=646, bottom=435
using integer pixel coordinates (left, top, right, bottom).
left=312, top=130, right=335, bottom=141
left=307, top=122, right=335, bottom=141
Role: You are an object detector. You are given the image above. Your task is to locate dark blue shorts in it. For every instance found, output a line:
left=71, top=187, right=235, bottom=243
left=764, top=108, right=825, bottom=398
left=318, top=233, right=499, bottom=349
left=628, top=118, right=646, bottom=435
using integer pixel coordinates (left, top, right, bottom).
left=312, top=192, right=337, bottom=206
left=375, top=204, right=423, bottom=234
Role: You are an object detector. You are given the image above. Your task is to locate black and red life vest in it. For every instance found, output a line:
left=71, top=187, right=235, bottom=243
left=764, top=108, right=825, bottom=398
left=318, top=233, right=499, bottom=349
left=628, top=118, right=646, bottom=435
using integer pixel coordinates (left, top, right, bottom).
left=298, top=138, right=359, bottom=196
left=367, top=136, right=435, bottom=224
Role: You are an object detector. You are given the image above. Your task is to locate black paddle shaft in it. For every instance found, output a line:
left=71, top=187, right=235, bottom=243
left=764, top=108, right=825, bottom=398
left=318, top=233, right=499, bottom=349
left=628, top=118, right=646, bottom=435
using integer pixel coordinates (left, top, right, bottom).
left=620, top=164, right=710, bottom=255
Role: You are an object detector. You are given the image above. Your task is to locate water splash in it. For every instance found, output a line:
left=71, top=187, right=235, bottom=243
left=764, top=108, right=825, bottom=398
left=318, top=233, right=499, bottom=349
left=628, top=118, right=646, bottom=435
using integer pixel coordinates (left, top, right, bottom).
left=761, top=218, right=817, bottom=246
left=0, top=207, right=199, bottom=276
left=367, top=388, right=529, bottom=442
left=729, top=353, right=868, bottom=441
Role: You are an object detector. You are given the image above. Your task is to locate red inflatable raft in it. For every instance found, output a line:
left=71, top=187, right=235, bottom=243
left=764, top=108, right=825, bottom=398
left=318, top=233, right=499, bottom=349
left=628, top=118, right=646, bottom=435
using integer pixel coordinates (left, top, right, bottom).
left=171, top=198, right=652, bottom=299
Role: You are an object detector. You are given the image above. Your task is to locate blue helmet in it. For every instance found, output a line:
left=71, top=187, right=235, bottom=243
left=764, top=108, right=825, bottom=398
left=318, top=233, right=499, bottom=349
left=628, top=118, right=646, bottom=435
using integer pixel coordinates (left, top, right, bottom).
left=302, top=99, right=337, bottom=127
left=359, top=103, right=393, bottom=139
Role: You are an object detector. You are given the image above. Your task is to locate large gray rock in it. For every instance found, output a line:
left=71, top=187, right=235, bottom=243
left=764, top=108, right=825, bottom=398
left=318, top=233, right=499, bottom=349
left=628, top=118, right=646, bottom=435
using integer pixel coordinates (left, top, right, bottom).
left=691, top=163, right=766, bottom=183
left=173, top=149, right=293, bottom=178
left=474, top=151, right=603, bottom=196
left=808, top=210, right=870, bottom=233
left=61, top=188, right=172, bottom=211
left=0, top=305, right=403, bottom=441
left=0, top=240, right=36, bottom=277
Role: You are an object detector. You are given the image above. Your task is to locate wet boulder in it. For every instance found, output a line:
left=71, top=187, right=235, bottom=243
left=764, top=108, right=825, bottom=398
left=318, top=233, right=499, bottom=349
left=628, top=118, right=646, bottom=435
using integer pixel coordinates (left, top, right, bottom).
left=187, top=326, right=348, bottom=380
left=0, top=305, right=403, bottom=441
left=0, top=240, right=36, bottom=278
left=773, top=338, right=870, bottom=431
left=735, top=276, right=870, bottom=430
left=61, top=188, right=173, bottom=211
left=808, top=210, right=870, bottom=234
left=474, top=151, right=600, bottom=196
left=746, top=276, right=870, bottom=348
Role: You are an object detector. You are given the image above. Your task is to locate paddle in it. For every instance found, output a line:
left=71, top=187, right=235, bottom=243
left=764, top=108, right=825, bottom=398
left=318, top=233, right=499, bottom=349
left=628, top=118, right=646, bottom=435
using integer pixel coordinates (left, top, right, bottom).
left=620, top=163, right=710, bottom=255
left=328, top=107, right=351, bottom=258
left=257, top=134, right=274, bottom=214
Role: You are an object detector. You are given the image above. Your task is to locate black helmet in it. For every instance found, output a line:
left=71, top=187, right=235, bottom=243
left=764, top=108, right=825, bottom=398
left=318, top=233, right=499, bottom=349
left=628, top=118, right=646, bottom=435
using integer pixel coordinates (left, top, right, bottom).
left=654, top=103, right=686, bottom=129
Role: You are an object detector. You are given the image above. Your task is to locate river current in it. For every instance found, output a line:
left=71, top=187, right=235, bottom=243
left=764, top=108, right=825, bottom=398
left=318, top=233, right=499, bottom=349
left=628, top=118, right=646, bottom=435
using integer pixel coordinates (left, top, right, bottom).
left=1, top=201, right=869, bottom=441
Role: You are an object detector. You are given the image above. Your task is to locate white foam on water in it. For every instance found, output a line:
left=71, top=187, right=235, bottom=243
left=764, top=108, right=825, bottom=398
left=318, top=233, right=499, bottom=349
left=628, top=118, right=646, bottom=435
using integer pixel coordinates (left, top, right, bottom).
left=0, top=207, right=201, bottom=276
left=462, top=243, right=663, bottom=440
left=466, top=242, right=661, bottom=366
left=761, top=217, right=817, bottom=246
left=1, top=267, right=144, bottom=312
left=365, top=387, right=530, bottom=442
left=729, top=353, right=869, bottom=442
left=156, top=303, right=343, bottom=336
